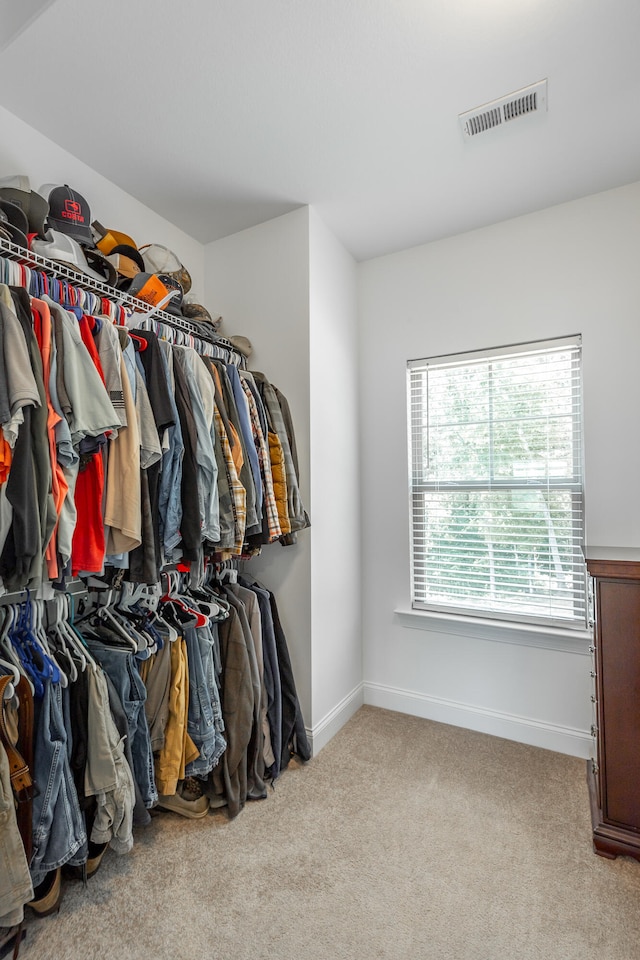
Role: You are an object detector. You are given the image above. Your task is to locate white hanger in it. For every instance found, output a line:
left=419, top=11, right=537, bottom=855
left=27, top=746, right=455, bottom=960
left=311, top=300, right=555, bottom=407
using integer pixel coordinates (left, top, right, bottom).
left=64, top=593, right=100, bottom=671
left=0, top=654, right=19, bottom=685
left=0, top=604, right=35, bottom=695
left=60, top=617, right=87, bottom=673
left=0, top=606, right=21, bottom=670
left=117, top=581, right=147, bottom=611
left=47, top=595, right=78, bottom=683
left=0, top=654, right=19, bottom=700
left=30, top=598, right=69, bottom=689
left=158, top=615, right=178, bottom=644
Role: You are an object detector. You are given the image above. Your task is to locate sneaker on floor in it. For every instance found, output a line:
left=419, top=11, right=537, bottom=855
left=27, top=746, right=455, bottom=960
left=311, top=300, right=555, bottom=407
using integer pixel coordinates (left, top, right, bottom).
left=180, top=776, right=205, bottom=801
left=157, top=781, right=209, bottom=819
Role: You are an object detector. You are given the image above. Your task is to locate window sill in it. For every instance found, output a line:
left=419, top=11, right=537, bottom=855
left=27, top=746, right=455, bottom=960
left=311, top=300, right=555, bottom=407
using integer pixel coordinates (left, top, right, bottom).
left=393, top=607, right=592, bottom=655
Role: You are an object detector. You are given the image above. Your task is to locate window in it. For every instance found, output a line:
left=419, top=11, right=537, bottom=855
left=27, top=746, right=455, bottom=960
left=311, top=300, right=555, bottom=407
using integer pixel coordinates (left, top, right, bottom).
left=407, top=336, right=586, bottom=628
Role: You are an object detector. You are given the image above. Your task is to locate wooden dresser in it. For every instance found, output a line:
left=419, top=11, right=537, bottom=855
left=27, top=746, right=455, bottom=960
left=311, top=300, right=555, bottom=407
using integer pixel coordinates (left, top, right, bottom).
left=584, top=547, right=640, bottom=860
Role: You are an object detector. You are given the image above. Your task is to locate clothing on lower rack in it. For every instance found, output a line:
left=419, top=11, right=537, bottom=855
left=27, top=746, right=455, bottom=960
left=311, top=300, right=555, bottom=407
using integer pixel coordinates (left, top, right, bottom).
left=29, top=680, right=87, bottom=885
left=0, top=244, right=311, bottom=927
left=84, top=665, right=136, bottom=853
left=239, top=575, right=311, bottom=772
left=85, top=635, right=158, bottom=810
left=1, top=565, right=309, bottom=930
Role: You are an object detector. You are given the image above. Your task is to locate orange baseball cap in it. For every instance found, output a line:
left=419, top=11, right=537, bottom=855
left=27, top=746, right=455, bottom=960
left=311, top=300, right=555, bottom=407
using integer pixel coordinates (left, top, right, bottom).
left=128, top=272, right=175, bottom=310
left=92, top=220, right=138, bottom=255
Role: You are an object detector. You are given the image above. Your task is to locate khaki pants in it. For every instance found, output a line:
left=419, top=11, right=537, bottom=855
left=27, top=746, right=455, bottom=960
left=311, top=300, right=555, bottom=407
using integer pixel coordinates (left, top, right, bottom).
left=154, top=638, right=199, bottom=796
left=0, top=741, right=33, bottom=925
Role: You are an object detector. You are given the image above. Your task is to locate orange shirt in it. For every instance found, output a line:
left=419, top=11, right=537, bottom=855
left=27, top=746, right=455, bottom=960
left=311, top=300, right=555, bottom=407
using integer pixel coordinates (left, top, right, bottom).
left=31, top=298, right=69, bottom=579
left=0, top=427, right=12, bottom=484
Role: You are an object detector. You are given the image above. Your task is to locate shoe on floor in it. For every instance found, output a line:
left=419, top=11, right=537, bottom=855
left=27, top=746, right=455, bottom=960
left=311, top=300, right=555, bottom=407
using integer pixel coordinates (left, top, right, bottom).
left=157, top=779, right=209, bottom=819
left=63, top=841, right=109, bottom=882
left=26, top=867, right=63, bottom=917
left=85, top=840, right=108, bottom=877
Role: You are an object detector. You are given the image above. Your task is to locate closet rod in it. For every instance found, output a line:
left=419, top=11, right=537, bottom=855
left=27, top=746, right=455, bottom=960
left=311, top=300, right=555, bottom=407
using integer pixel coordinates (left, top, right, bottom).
left=0, top=237, right=236, bottom=353
left=0, top=579, right=88, bottom=607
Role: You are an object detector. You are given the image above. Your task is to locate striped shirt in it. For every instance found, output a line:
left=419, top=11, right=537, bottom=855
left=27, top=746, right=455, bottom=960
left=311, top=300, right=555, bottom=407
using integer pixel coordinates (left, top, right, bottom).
left=213, top=401, right=246, bottom=556
left=241, top=377, right=281, bottom=542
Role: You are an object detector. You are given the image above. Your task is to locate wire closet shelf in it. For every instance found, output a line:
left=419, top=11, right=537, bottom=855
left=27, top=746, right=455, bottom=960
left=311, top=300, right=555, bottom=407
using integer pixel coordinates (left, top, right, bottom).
left=0, top=236, right=239, bottom=358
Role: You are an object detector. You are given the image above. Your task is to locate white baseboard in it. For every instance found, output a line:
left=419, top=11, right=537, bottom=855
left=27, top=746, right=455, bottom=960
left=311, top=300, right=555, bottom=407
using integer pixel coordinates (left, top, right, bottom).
left=363, top=681, right=592, bottom=759
left=306, top=683, right=364, bottom=756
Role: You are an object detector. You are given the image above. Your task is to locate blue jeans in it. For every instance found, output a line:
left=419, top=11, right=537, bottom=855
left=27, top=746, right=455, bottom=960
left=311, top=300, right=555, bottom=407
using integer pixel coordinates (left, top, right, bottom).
left=184, top=623, right=226, bottom=777
left=87, top=640, right=158, bottom=809
left=30, top=681, right=87, bottom=885
left=157, top=346, right=184, bottom=561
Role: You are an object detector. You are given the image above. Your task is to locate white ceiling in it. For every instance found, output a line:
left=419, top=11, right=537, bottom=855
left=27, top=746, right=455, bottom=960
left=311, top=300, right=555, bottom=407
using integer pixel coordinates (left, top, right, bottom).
left=0, top=0, right=55, bottom=53
left=0, top=0, right=639, bottom=261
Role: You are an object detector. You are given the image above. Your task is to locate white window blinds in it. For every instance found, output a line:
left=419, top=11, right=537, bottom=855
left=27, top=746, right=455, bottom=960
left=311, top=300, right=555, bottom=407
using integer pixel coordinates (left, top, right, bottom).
left=407, top=336, right=586, bottom=627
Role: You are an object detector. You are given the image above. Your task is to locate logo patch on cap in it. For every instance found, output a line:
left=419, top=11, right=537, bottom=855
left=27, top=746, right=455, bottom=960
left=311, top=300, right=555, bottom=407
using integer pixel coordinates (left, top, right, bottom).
left=62, top=199, right=85, bottom=223
left=45, top=184, right=93, bottom=247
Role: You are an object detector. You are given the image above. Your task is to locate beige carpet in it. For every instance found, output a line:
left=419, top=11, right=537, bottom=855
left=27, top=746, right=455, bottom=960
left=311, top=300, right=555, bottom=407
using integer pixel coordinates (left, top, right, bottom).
left=19, top=706, right=640, bottom=960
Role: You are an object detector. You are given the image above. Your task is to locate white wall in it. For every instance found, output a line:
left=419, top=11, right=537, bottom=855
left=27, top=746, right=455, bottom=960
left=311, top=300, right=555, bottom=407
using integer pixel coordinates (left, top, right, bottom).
left=204, top=207, right=363, bottom=753
left=203, top=208, right=313, bottom=721
left=358, top=181, right=640, bottom=757
left=308, top=207, right=362, bottom=747
left=0, top=104, right=205, bottom=299
left=7, top=101, right=637, bottom=760
left=0, top=103, right=364, bottom=754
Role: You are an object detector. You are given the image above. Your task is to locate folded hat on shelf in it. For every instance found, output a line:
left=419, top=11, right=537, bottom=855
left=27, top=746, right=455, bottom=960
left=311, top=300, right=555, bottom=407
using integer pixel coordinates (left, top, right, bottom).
left=0, top=199, right=30, bottom=247
left=109, top=243, right=145, bottom=272
left=84, top=247, right=118, bottom=286
left=128, top=272, right=176, bottom=310
left=92, top=221, right=139, bottom=255
left=182, top=299, right=220, bottom=328
left=0, top=218, right=21, bottom=247
left=228, top=335, right=253, bottom=358
left=0, top=207, right=29, bottom=249
left=156, top=273, right=184, bottom=316
left=139, top=243, right=192, bottom=295
left=40, top=184, right=94, bottom=247
left=0, top=175, right=49, bottom=236
left=31, top=229, right=117, bottom=286
left=106, top=244, right=145, bottom=289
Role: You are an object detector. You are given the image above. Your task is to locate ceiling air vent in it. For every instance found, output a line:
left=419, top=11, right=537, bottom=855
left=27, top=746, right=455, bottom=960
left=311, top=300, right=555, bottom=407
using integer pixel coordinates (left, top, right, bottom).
left=459, top=79, right=548, bottom=139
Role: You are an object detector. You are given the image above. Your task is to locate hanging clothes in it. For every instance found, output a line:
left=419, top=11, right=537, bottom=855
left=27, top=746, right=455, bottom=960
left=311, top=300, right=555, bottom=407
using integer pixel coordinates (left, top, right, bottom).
left=0, top=238, right=312, bottom=928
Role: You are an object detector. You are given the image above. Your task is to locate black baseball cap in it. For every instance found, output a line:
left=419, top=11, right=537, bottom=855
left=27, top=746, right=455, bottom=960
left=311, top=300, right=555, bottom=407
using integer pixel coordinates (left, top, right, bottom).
left=0, top=203, right=29, bottom=248
left=43, top=184, right=94, bottom=247
left=0, top=198, right=29, bottom=235
left=110, top=243, right=145, bottom=273
left=157, top=274, right=184, bottom=316
left=0, top=176, right=49, bottom=237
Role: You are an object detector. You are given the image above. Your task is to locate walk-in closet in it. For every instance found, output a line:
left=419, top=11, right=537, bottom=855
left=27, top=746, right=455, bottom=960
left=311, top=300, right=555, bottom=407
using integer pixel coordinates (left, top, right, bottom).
left=0, top=203, right=311, bottom=952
